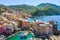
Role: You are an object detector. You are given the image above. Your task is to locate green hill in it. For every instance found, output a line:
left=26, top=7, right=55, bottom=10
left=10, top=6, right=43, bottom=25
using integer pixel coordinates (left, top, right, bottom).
left=0, top=3, right=60, bottom=16
left=36, top=3, right=60, bottom=16
left=8, top=4, right=37, bottom=14
left=0, top=4, right=9, bottom=14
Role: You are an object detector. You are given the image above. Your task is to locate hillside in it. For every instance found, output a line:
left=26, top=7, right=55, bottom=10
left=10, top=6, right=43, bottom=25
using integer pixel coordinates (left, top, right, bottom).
left=0, top=3, right=60, bottom=16
left=0, top=4, right=6, bottom=14
left=0, top=4, right=9, bottom=14
left=35, top=3, right=60, bottom=16
left=8, top=4, right=37, bottom=14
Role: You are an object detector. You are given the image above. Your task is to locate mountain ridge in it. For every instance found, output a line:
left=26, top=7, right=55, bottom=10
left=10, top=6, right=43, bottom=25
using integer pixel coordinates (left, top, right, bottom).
left=0, top=3, right=60, bottom=16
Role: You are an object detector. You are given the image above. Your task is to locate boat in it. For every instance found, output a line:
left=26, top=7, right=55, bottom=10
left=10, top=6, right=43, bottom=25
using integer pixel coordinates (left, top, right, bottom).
left=28, top=38, right=33, bottom=40
left=0, top=35, right=5, bottom=40
left=20, top=31, right=28, bottom=38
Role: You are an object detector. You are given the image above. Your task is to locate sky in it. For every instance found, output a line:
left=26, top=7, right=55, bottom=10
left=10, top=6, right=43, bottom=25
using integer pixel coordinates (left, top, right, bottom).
left=0, top=0, right=60, bottom=6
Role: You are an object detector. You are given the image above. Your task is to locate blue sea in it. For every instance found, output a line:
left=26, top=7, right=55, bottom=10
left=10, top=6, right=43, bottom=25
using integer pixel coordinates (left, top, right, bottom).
left=28, top=15, right=60, bottom=30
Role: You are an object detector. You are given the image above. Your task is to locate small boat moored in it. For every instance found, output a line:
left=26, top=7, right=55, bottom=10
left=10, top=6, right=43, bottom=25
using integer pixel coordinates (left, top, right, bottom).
left=20, top=31, right=28, bottom=38
left=28, top=38, right=34, bottom=40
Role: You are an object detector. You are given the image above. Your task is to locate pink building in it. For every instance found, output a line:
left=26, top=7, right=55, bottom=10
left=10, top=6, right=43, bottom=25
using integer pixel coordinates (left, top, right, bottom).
left=0, top=23, right=4, bottom=34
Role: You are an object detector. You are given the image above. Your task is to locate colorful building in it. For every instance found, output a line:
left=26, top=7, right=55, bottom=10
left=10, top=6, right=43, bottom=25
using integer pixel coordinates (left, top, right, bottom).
left=49, top=21, right=58, bottom=35
left=0, top=22, right=4, bottom=34
left=19, top=20, right=30, bottom=27
left=18, top=20, right=30, bottom=30
left=32, top=20, right=53, bottom=37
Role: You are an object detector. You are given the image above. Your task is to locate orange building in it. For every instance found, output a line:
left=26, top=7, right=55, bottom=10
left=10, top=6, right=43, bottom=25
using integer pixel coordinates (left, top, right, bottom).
left=40, top=24, right=46, bottom=34
left=19, top=20, right=30, bottom=27
left=33, top=22, right=53, bottom=35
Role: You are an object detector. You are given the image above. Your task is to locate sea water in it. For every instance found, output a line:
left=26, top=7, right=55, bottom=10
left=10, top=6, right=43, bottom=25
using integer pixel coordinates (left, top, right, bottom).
left=28, top=15, right=60, bottom=30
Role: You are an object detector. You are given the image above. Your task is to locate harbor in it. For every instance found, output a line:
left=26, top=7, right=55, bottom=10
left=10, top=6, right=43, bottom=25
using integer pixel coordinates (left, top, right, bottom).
left=6, top=31, right=34, bottom=40
left=5, top=31, right=60, bottom=40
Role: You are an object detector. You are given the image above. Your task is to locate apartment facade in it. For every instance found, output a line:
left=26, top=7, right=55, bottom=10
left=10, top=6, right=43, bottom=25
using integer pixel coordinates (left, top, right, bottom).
left=18, top=20, right=30, bottom=30
left=32, top=21, right=53, bottom=36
